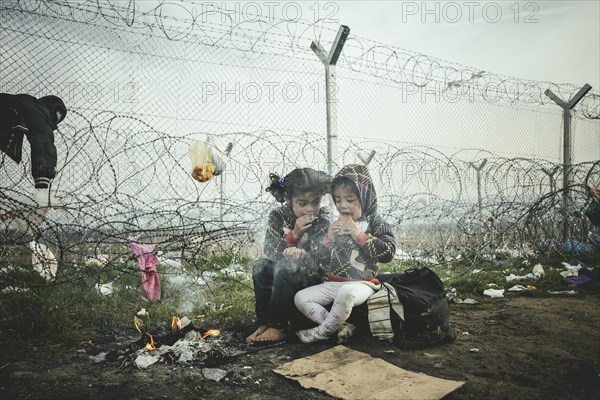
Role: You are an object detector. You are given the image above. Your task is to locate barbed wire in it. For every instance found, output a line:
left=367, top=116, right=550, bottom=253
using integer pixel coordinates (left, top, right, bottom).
left=2, top=0, right=598, bottom=114
left=1, top=0, right=599, bottom=289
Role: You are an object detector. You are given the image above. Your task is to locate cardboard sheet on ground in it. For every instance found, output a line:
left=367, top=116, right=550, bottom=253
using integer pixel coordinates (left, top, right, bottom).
left=273, top=345, right=464, bottom=400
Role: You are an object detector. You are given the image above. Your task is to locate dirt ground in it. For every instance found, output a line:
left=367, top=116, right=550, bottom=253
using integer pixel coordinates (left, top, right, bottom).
left=1, top=295, right=599, bottom=400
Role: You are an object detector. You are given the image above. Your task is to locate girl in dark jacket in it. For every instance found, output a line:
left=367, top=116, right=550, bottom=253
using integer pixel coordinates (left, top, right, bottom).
left=247, top=168, right=330, bottom=344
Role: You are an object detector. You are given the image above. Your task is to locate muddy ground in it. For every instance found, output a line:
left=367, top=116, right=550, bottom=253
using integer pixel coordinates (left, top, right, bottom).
left=1, top=295, right=599, bottom=400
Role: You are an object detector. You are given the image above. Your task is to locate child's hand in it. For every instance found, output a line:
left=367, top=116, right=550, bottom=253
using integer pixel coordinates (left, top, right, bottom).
left=283, top=247, right=307, bottom=260
left=292, top=214, right=316, bottom=240
left=333, top=215, right=361, bottom=240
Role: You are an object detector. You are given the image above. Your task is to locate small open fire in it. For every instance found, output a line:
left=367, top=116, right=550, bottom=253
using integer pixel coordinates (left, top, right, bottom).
left=133, top=315, right=221, bottom=354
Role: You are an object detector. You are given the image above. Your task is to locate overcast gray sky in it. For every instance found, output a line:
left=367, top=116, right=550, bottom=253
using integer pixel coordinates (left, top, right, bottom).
left=128, top=0, right=599, bottom=91
left=308, top=1, right=599, bottom=90
left=186, top=0, right=598, bottom=91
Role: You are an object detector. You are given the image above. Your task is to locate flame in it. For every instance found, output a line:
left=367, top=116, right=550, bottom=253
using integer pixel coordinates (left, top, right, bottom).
left=133, top=316, right=143, bottom=334
left=145, top=333, right=157, bottom=351
left=171, top=316, right=182, bottom=334
left=201, top=329, right=221, bottom=339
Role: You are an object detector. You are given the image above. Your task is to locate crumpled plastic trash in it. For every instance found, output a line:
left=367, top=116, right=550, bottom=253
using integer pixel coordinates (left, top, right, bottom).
left=508, top=284, right=528, bottom=292
left=1, top=189, right=60, bottom=234
left=506, top=273, right=539, bottom=282
left=95, top=282, right=113, bottom=296
left=29, top=240, right=57, bottom=281
left=532, top=264, right=545, bottom=276
left=454, top=298, right=478, bottom=304
left=89, top=352, right=108, bottom=363
left=560, top=261, right=582, bottom=278
left=564, top=268, right=599, bottom=288
left=127, top=236, right=161, bottom=301
left=483, top=289, right=505, bottom=298
left=202, top=367, right=228, bottom=382
left=135, top=351, right=161, bottom=369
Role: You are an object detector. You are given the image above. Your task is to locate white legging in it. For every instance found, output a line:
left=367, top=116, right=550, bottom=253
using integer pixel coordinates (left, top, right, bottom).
left=294, top=281, right=375, bottom=337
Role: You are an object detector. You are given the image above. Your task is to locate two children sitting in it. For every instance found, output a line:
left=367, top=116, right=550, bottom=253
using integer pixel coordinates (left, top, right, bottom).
left=246, top=164, right=396, bottom=344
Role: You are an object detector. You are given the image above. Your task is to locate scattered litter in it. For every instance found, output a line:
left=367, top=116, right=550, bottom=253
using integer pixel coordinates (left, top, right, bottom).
left=219, top=265, right=250, bottom=279
left=462, top=332, right=470, bottom=336
left=95, top=282, right=114, bottom=296
left=171, top=340, right=196, bottom=363
left=243, top=366, right=252, bottom=369
left=136, top=308, right=148, bottom=317
left=89, top=352, right=108, bottom=363
left=472, top=269, right=482, bottom=274
left=564, top=267, right=599, bottom=288
left=532, top=264, right=545, bottom=276
left=85, top=255, right=108, bottom=267
left=0, top=189, right=60, bottom=234
left=135, top=351, right=161, bottom=369
left=29, top=241, right=57, bottom=281
left=384, top=350, right=395, bottom=354
left=526, top=285, right=537, bottom=291
left=455, top=298, right=478, bottom=305
left=560, top=262, right=583, bottom=278
left=508, top=285, right=527, bottom=292
left=548, top=290, right=577, bottom=295
left=1, top=286, right=30, bottom=293
left=505, top=273, right=539, bottom=282
left=394, top=248, right=411, bottom=260
left=483, top=289, right=505, bottom=298
left=202, top=368, right=228, bottom=382
left=159, top=258, right=183, bottom=269
left=469, top=348, right=480, bottom=353
left=446, top=288, right=457, bottom=302
left=180, top=316, right=191, bottom=327
left=486, top=283, right=497, bottom=287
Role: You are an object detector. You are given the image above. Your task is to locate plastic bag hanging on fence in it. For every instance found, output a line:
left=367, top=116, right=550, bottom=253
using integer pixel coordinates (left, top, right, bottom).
left=0, top=189, right=59, bottom=234
left=127, top=236, right=161, bottom=301
left=188, top=140, right=225, bottom=182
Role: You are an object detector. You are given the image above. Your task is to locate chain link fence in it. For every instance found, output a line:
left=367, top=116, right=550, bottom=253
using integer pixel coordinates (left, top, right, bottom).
left=1, top=1, right=599, bottom=280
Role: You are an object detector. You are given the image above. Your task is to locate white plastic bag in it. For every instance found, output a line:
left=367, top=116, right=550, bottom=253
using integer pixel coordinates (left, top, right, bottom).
left=188, top=141, right=225, bottom=182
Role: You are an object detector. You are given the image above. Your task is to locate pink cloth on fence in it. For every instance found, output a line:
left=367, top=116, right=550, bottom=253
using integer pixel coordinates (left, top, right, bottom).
left=127, top=236, right=161, bottom=300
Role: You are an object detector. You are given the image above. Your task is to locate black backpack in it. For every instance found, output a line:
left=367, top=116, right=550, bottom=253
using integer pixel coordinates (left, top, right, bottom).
left=348, top=268, right=455, bottom=348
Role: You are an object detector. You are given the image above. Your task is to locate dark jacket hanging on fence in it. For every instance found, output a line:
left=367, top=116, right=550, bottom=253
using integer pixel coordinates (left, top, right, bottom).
left=0, top=93, right=67, bottom=188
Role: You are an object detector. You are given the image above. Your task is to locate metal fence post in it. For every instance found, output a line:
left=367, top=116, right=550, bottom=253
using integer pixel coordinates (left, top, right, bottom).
left=469, top=159, right=487, bottom=213
left=541, top=165, right=560, bottom=194
left=220, top=143, right=233, bottom=222
left=311, top=25, right=350, bottom=177
left=544, top=84, right=592, bottom=241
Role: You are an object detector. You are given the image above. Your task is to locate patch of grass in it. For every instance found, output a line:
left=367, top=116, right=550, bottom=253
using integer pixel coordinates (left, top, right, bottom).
left=378, top=251, right=599, bottom=300
left=0, top=255, right=257, bottom=346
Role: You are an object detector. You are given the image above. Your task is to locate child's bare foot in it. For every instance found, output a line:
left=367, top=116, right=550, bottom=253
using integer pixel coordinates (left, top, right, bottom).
left=253, top=327, right=286, bottom=343
left=245, top=325, right=268, bottom=344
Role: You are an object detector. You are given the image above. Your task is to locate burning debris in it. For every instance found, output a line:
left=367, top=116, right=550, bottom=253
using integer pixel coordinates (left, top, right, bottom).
left=100, top=315, right=234, bottom=370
